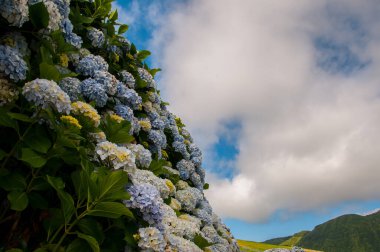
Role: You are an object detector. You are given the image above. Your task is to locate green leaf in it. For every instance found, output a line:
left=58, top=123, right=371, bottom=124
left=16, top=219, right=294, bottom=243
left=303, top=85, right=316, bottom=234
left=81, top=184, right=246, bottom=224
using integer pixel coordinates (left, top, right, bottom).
left=46, top=175, right=65, bottom=190
left=24, top=125, right=52, bottom=153
left=66, top=239, right=91, bottom=252
left=88, top=202, right=134, bottom=219
left=58, top=190, right=75, bottom=224
left=0, top=109, right=18, bottom=129
left=118, top=24, right=129, bottom=34
left=29, top=177, right=50, bottom=191
left=98, top=170, right=129, bottom=200
left=7, top=112, right=33, bottom=122
left=39, top=63, right=60, bottom=81
left=71, top=169, right=96, bottom=202
left=77, top=232, right=100, bottom=252
left=137, top=50, right=151, bottom=61
left=6, top=249, right=23, bottom=252
left=203, top=183, right=209, bottom=190
left=8, top=191, right=29, bottom=211
left=29, top=2, right=49, bottom=29
left=40, top=45, right=53, bottom=64
left=109, top=9, right=118, bottom=21
left=20, top=148, right=47, bottom=168
left=0, top=172, right=26, bottom=191
left=101, top=116, right=134, bottom=144
left=33, top=248, right=48, bottom=252
left=78, top=218, right=105, bottom=243
left=193, top=233, right=213, bottom=249
left=149, top=68, right=161, bottom=77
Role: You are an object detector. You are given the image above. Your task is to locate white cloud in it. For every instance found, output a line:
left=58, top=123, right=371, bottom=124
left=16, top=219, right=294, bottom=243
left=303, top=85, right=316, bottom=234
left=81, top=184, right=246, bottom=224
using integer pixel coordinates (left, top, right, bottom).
left=143, top=0, right=380, bottom=222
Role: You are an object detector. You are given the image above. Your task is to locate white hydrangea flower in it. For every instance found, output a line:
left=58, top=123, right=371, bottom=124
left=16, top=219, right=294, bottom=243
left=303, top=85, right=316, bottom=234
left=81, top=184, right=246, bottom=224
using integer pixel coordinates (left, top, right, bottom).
left=0, top=0, right=29, bottom=27
left=22, top=78, right=71, bottom=114
left=137, top=227, right=166, bottom=252
left=166, top=234, right=203, bottom=252
left=127, top=143, right=152, bottom=168
left=96, top=141, right=135, bottom=169
left=42, top=0, right=63, bottom=32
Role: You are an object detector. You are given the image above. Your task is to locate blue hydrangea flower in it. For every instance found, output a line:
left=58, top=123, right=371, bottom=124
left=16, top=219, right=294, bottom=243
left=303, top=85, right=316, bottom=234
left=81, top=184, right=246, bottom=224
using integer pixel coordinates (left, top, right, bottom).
left=148, top=91, right=161, bottom=104
left=0, top=0, right=29, bottom=27
left=176, top=159, right=195, bottom=180
left=125, top=183, right=164, bottom=225
left=132, top=116, right=141, bottom=135
left=80, top=78, right=108, bottom=107
left=190, top=172, right=203, bottom=190
left=173, top=133, right=185, bottom=143
left=59, top=77, right=81, bottom=101
left=172, top=141, right=190, bottom=160
left=0, top=45, right=27, bottom=82
left=189, top=143, right=202, bottom=167
left=1, top=32, right=30, bottom=57
left=138, top=67, right=155, bottom=88
left=114, top=104, right=133, bottom=122
left=116, top=83, right=142, bottom=110
left=61, top=19, right=83, bottom=48
left=93, top=70, right=118, bottom=95
left=76, top=54, right=108, bottom=76
left=148, top=130, right=167, bottom=149
left=128, top=144, right=152, bottom=168
left=52, top=0, right=70, bottom=18
left=87, top=27, right=105, bottom=48
left=119, top=70, right=135, bottom=89
left=151, top=117, right=165, bottom=130
left=194, top=208, right=212, bottom=225
left=22, top=78, right=71, bottom=114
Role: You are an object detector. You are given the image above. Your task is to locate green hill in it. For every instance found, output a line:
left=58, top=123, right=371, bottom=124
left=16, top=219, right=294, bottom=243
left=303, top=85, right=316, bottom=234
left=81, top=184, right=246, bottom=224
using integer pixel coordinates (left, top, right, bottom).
left=281, top=231, right=310, bottom=246
left=264, top=236, right=292, bottom=245
left=298, top=211, right=380, bottom=252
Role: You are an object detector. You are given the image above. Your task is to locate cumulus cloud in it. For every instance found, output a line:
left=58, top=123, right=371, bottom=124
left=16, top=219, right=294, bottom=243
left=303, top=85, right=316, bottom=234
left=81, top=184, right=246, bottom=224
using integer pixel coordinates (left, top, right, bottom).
left=142, top=0, right=380, bottom=222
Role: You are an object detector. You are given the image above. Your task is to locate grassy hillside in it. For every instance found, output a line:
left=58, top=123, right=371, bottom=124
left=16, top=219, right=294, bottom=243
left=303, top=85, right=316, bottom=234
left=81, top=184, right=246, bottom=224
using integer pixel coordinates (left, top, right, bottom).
left=237, top=240, right=322, bottom=252
left=264, top=236, right=292, bottom=245
left=298, top=211, right=380, bottom=252
left=280, top=231, right=310, bottom=246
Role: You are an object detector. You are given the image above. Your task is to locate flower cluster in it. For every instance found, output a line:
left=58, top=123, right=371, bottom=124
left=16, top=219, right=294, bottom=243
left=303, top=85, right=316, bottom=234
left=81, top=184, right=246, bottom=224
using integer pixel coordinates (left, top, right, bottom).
left=87, top=27, right=105, bottom=48
left=71, top=101, right=101, bottom=127
left=127, top=144, right=152, bottom=168
left=116, top=83, right=142, bottom=110
left=0, top=0, right=29, bottom=27
left=138, top=68, right=155, bottom=88
left=41, top=0, right=63, bottom=32
left=137, top=227, right=166, bottom=252
left=0, top=79, right=18, bottom=106
left=22, top=79, right=71, bottom=114
left=128, top=169, right=170, bottom=199
left=125, top=183, right=164, bottom=225
left=59, top=77, right=81, bottom=101
left=60, top=115, right=82, bottom=129
left=80, top=78, right=108, bottom=107
left=0, top=45, right=27, bottom=82
left=96, top=141, right=135, bottom=169
left=1, top=32, right=30, bottom=57
left=76, top=54, right=109, bottom=76
left=119, top=70, right=135, bottom=89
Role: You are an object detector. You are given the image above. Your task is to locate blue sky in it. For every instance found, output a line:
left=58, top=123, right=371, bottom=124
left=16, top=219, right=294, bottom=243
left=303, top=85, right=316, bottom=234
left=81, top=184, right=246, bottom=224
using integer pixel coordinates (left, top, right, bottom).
left=116, top=0, right=380, bottom=242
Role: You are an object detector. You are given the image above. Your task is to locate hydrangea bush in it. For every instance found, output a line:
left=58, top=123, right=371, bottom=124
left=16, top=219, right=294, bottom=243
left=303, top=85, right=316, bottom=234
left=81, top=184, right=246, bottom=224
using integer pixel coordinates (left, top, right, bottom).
left=0, top=0, right=239, bottom=251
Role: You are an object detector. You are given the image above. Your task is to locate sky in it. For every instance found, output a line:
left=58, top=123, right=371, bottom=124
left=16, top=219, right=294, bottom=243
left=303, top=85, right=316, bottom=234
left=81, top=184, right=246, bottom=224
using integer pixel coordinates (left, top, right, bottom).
left=115, top=0, right=380, bottom=241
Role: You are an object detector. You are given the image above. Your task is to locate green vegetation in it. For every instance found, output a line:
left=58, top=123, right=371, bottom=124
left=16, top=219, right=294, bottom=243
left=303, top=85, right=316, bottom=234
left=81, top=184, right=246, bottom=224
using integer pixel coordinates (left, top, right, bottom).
left=264, top=236, right=292, bottom=245
left=280, top=231, right=310, bottom=246
left=238, top=240, right=291, bottom=252
left=298, top=211, right=380, bottom=252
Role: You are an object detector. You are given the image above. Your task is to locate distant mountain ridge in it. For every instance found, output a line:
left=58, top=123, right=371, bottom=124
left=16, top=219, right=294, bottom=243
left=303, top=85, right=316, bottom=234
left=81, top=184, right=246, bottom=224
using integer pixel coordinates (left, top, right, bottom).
left=265, top=210, right=380, bottom=252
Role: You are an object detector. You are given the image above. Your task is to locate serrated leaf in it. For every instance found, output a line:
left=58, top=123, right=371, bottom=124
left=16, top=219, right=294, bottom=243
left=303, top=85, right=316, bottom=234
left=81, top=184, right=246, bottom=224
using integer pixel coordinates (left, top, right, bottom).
left=78, top=218, right=104, bottom=243
left=118, top=24, right=129, bottom=34
left=137, top=50, right=151, bottom=61
left=66, top=239, right=90, bottom=252
left=88, top=202, right=134, bottom=219
left=39, top=63, right=60, bottom=81
left=20, top=148, right=47, bottom=168
left=98, top=170, right=129, bottom=200
left=8, top=191, right=28, bottom=211
left=77, top=232, right=100, bottom=252
left=29, top=2, right=49, bottom=29
left=46, top=175, right=65, bottom=190
left=7, top=113, right=33, bottom=122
